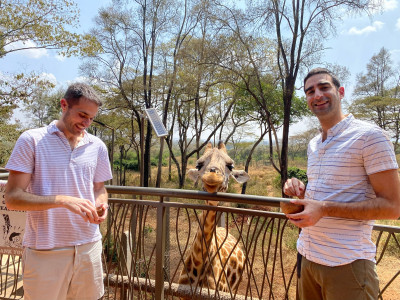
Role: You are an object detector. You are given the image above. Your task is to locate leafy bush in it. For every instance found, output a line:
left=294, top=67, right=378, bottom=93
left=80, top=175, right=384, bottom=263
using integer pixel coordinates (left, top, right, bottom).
left=114, top=159, right=139, bottom=171
left=273, top=167, right=308, bottom=189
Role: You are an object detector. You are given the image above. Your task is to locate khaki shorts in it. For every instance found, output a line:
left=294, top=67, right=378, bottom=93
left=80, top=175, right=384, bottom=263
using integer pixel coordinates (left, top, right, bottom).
left=22, top=240, right=104, bottom=300
left=298, top=255, right=379, bottom=300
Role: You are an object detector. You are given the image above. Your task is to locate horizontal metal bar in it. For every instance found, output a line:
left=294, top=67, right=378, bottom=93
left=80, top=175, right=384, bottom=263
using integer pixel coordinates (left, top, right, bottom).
left=0, top=173, right=9, bottom=179
left=105, top=185, right=288, bottom=207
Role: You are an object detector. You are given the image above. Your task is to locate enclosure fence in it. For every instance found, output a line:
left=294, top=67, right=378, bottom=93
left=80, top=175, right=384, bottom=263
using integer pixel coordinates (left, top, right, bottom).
left=0, top=185, right=399, bottom=299
left=101, top=186, right=400, bottom=300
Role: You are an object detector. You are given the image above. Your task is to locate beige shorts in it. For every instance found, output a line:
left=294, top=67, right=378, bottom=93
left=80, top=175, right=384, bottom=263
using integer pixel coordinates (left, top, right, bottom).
left=22, top=240, right=104, bottom=300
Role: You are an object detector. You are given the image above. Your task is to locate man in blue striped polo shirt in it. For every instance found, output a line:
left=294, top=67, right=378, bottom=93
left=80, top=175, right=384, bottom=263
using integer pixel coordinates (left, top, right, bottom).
left=5, top=83, right=113, bottom=300
left=283, top=68, right=400, bottom=300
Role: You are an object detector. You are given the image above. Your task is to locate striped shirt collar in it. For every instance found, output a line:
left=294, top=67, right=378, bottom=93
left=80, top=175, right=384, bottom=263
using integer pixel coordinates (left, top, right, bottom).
left=318, top=113, right=354, bottom=144
left=47, top=120, right=95, bottom=144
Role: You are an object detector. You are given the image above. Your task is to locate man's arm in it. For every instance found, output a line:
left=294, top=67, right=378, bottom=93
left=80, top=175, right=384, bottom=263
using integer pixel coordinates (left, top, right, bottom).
left=5, top=170, right=100, bottom=223
left=286, top=169, right=400, bottom=228
left=93, top=181, right=109, bottom=224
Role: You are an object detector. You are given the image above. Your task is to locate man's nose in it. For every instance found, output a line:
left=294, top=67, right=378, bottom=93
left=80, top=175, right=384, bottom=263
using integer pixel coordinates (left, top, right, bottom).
left=83, top=118, right=92, bottom=127
left=314, top=88, right=324, bottom=98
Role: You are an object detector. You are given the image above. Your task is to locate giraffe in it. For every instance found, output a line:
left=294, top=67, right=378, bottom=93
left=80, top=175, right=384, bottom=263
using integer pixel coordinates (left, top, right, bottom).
left=178, top=141, right=250, bottom=296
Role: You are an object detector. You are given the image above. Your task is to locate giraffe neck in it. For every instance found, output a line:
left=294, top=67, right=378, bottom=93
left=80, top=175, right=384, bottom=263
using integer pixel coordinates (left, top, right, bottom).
left=194, top=207, right=217, bottom=259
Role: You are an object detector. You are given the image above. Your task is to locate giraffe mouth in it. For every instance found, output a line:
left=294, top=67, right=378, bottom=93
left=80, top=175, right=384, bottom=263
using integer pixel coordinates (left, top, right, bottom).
left=203, top=183, right=221, bottom=193
left=202, top=174, right=224, bottom=193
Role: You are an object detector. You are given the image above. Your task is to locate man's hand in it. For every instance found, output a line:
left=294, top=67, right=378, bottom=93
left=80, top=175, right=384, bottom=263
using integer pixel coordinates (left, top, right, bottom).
left=286, top=198, right=325, bottom=228
left=283, top=178, right=306, bottom=199
left=94, top=203, right=109, bottom=224
left=59, top=196, right=100, bottom=223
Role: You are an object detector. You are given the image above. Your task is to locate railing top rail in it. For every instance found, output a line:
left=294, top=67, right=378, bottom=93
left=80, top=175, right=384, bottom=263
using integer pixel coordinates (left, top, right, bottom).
left=0, top=173, right=9, bottom=179
left=105, top=185, right=291, bottom=207
left=106, top=185, right=400, bottom=232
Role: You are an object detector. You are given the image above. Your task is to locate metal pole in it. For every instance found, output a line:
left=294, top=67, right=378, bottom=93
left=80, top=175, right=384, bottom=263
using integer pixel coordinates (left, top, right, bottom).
left=155, top=197, right=166, bottom=299
left=140, top=115, right=145, bottom=187
left=110, top=128, right=115, bottom=185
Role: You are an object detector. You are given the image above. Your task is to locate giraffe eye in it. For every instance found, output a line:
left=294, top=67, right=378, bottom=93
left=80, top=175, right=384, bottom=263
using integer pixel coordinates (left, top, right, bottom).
left=227, top=164, right=234, bottom=171
left=196, top=163, right=203, bottom=170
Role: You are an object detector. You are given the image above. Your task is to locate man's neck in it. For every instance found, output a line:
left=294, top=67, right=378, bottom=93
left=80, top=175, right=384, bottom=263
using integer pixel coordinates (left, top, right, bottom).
left=320, top=114, right=347, bottom=142
left=56, top=120, right=84, bottom=149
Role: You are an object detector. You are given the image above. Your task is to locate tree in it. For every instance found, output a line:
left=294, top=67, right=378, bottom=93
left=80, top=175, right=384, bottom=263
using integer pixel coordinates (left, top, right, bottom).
left=0, top=0, right=98, bottom=58
left=350, top=47, right=400, bottom=151
left=0, top=73, right=55, bottom=166
left=0, top=121, right=22, bottom=166
left=245, top=0, right=374, bottom=194
left=233, top=78, right=308, bottom=194
left=23, top=89, right=63, bottom=127
left=0, top=0, right=100, bottom=160
left=82, top=0, right=189, bottom=187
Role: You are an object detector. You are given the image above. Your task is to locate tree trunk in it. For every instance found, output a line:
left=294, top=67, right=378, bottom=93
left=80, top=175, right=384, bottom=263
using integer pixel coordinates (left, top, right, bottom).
left=280, top=80, right=294, bottom=197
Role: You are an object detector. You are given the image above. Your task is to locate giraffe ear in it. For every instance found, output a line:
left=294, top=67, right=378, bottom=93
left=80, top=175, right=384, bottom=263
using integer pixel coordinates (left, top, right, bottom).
left=187, top=169, right=200, bottom=181
left=230, top=170, right=250, bottom=184
left=217, top=141, right=227, bottom=153
left=204, top=142, right=213, bottom=153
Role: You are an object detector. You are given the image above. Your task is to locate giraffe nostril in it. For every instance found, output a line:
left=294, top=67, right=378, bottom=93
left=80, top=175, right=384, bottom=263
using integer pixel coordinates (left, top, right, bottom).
left=210, top=168, right=216, bottom=173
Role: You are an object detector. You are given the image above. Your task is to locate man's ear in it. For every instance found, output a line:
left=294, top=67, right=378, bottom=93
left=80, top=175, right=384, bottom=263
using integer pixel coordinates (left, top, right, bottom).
left=187, top=169, right=200, bottom=182
left=230, top=170, right=250, bottom=184
left=339, top=86, right=345, bottom=99
left=60, top=99, right=68, bottom=111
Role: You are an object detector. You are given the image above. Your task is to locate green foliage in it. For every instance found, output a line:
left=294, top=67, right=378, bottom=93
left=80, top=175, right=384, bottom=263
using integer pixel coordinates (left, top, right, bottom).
left=23, top=88, right=63, bottom=127
left=0, top=0, right=101, bottom=129
left=349, top=47, right=400, bottom=150
left=0, top=122, right=22, bottom=166
left=0, top=0, right=100, bottom=58
left=114, top=159, right=139, bottom=171
left=234, top=74, right=310, bottom=127
left=273, top=167, right=308, bottom=189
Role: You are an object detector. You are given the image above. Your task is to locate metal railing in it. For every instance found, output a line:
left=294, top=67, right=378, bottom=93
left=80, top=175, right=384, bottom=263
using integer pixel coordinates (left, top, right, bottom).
left=0, top=183, right=398, bottom=299
left=102, top=186, right=400, bottom=300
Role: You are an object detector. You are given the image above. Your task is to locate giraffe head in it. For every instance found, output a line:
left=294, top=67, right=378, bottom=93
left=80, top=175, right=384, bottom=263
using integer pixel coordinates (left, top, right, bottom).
left=187, top=142, right=250, bottom=195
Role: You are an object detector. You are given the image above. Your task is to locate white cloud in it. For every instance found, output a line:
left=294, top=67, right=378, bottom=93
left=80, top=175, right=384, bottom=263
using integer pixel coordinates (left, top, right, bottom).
left=396, top=18, right=400, bottom=30
left=382, top=0, right=398, bottom=11
left=39, top=73, right=58, bottom=85
left=4, top=40, right=48, bottom=59
left=370, top=0, right=398, bottom=12
left=347, top=21, right=384, bottom=35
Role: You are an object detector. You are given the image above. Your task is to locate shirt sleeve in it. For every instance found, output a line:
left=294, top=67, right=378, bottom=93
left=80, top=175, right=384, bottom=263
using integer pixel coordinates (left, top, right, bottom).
left=5, top=131, right=35, bottom=174
left=362, top=127, right=398, bottom=175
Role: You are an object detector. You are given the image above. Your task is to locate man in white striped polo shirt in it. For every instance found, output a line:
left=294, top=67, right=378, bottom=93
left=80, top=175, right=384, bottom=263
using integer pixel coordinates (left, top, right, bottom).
left=5, top=83, right=113, bottom=300
left=283, top=68, right=400, bottom=300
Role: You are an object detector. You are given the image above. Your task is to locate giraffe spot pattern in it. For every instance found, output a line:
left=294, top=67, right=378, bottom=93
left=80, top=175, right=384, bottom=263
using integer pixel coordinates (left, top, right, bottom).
left=177, top=143, right=249, bottom=296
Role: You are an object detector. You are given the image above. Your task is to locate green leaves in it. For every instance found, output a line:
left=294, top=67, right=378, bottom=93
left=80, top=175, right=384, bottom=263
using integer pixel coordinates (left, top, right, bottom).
left=0, top=0, right=98, bottom=57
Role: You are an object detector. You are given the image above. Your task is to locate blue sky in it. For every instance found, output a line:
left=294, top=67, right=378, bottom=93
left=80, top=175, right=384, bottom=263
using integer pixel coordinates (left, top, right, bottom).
left=1, top=0, right=400, bottom=125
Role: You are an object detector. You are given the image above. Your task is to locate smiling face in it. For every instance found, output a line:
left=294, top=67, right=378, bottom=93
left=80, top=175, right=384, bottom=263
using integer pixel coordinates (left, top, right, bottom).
left=304, top=73, right=345, bottom=129
left=59, top=97, right=99, bottom=138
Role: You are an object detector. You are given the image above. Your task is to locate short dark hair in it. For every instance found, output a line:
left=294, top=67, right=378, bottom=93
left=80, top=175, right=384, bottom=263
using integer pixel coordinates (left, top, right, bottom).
left=63, top=83, right=103, bottom=107
left=303, top=68, right=341, bottom=91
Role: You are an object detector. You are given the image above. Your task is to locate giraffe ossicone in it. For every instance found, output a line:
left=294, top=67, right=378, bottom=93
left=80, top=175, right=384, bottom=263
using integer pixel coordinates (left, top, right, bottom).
left=178, top=141, right=250, bottom=296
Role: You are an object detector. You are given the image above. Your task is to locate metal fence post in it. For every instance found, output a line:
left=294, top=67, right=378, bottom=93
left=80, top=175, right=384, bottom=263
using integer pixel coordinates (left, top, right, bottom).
left=155, top=197, right=167, bottom=299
